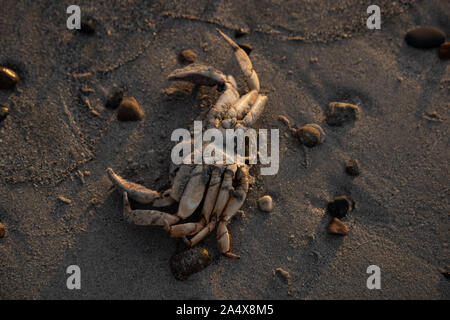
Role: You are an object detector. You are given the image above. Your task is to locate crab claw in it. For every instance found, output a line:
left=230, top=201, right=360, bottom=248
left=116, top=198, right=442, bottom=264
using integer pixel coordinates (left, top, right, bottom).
left=168, top=63, right=227, bottom=87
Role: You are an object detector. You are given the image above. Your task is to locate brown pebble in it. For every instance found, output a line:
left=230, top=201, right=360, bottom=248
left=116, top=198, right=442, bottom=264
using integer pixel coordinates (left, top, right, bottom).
left=326, top=102, right=360, bottom=126
left=327, top=196, right=353, bottom=219
left=327, top=218, right=348, bottom=235
left=179, top=49, right=197, bottom=63
left=170, top=247, right=212, bottom=281
left=117, top=97, right=144, bottom=121
left=439, top=42, right=450, bottom=60
left=346, top=159, right=361, bottom=176
left=296, top=124, right=325, bottom=147
left=235, top=27, right=249, bottom=38
left=274, top=267, right=290, bottom=283
left=258, top=195, right=273, bottom=212
left=0, top=223, right=6, bottom=238
left=0, top=105, right=10, bottom=121
left=0, top=67, right=19, bottom=89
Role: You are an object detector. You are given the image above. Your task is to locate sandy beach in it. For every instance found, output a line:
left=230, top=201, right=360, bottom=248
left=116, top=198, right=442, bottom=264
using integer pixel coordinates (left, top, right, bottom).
left=0, top=0, right=449, bottom=299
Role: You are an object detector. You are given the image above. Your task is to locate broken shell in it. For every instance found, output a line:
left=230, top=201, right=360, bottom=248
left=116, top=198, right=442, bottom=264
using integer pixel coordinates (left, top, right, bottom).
left=327, top=217, right=348, bottom=235
left=327, top=196, right=353, bottom=219
left=117, top=97, right=144, bottom=121
left=0, top=223, right=6, bottom=238
left=179, top=49, right=197, bottom=63
left=326, top=102, right=360, bottom=126
left=0, top=67, right=19, bottom=89
left=258, top=195, right=273, bottom=212
left=346, top=159, right=361, bottom=176
left=296, top=124, right=325, bottom=147
left=0, top=106, right=10, bottom=121
left=170, top=246, right=212, bottom=280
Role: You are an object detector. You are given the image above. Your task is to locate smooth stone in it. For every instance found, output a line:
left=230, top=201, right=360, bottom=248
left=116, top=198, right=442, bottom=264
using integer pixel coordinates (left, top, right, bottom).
left=327, top=218, right=348, bottom=235
left=179, top=49, right=197, bottom=63
left=170, top=247, right=212, bottom=280
left=0, top=106, right=10, bottom=121
left=235, top=27, right=249, bottom=38
left=296, top=124, right=325, bottom=147
left=327, top=196, right=353, bottom=219
left=117, top=97, right=144, bottom=121
left=106, top=88, right=124, bottom=109
left=238, top=43, right=253, bottom=55
left=405, top=26, right=445, bottom=49
left=346, top=159, right=361, bottom=176
left=0, top=223, right=6, bottom=238
left=0, top=67, right=19, bottom=89
left=439, top=42, right=450, bottom=59
left=326, top=102, right=360, bottom=126
left=258, top=195, right=273, bottom=212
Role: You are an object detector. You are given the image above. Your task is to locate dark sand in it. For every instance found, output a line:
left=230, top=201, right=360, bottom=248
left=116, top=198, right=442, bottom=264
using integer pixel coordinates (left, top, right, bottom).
left=0, top=0, right=449, bottom=299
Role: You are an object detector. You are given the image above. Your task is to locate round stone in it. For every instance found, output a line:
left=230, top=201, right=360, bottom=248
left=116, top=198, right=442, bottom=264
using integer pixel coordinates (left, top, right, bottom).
left=439, top=42, right=450, bottom=59
left=0, top=106, right=10, bottom=121
left=235, top=27, right=249, bottom=38
left=296, top=124, right=325, bottom=147
left=346, top=159, right=361, bottom=176
left=327, top=196, right=353, bottom=219
left=179, top=49, right=197, bottom=63
left=117, top=97, right=144, bottom=121
left=326, top=102, right=360, bottom=126
left=258, top=195, right=273, bottom=212
left=0, top=67, right=19, bottom=89
left=170, top=247, right=212, bottom=281
left=405, top=26, right=445, bottom=49
left=0, top=223, right=6, bottom=238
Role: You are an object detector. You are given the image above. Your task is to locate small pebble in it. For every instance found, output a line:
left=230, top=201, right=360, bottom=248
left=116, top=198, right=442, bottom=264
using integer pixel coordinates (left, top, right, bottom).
left=235, top=27, right=249, bottom=38
left=345, top=159, right=361, bottom=176
left=0, top=67, right=19, bottom=89
left=258, top=195, right=273, bottom=212
left=327, top=218, right=349, bottom=235
left=405, top=26, right=445, bottom=49
left=0, top=223, right=6, bottom=238
left=179, top=49, right=197, bottom=63
left=80, top=17, right=96, bottom=34
left=274, top=267, right=290, bottom=283
left=238, top=43, right=253, bottom=55
left=170, top=247, right=212, bottom=280
left=0, top=106, right=10, bottom=121
left=442, top=271, right=450, bottom=280
left=327, top=196, right=353, bottom=219
left=326, top=102, right=360, bottom=126
left=58, top=196, right=72, bottom=204
left=296, top=124, right=325, bottom=147
left=439, top=42, right=450, bottom=60
left=117, top=97, right=144, bottom=121
left=105, top=88, right=124, bottom=109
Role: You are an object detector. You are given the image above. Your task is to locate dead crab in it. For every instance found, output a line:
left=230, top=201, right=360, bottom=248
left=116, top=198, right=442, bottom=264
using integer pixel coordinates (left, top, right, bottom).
left=106, top=29, right=268, bottom=258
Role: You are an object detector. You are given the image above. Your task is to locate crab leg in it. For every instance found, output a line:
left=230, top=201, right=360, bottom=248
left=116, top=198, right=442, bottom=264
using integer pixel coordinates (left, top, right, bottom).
left=217, top=166, right=249, bottom=258
left=122, top=192, right=180, bottom=226
left=212, top=164, right=237, bottom=217
left=107, top=168, right=167, bottom=204
left=201, top=165, right=225, bottom=224
left=216, top=28, right=260, bottom=92
left=240, top=94, right=268, bottom=127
